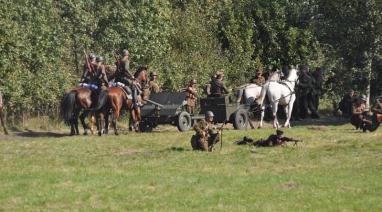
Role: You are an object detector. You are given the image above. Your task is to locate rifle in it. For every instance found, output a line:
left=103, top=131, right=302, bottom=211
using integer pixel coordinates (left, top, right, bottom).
left=83, top=50, right=93, bottom=73
left=285, top=138, right=303, bottom=146
left=217, top=121, right=226, bottom=151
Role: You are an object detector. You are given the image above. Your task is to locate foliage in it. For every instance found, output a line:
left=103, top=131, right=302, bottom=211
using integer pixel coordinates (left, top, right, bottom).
left=0, top=0, right=381, bottom=118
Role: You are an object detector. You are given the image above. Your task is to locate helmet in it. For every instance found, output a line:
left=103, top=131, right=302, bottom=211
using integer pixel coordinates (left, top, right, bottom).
left=150, top=71, right=158, bottom=77
left=122, top=49, right=129, bottom=56
left=360, top=94, right=367, bottom=101
left=205, top=111, right=214, bottom=118
left=89, top=53, right=96, bottom=60
left=190, top=79, right=197, bottom=84
left=96, top=56, right=104, bottom=62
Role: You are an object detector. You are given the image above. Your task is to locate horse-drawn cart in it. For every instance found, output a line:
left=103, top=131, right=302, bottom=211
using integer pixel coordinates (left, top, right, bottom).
left=141, top=92, right=251, bottom=132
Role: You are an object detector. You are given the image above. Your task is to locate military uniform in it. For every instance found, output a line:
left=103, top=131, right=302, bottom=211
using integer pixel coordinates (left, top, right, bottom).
left=93, top=63, right=108, bottom=90
left=115, top=57, right=134, bottom=86
left=149, top=80, right=160, bottom=93
left=254, top=130, right=298, bottom=147
left=191, top=119, right=220, bottom=151
left=350, top=99, right=367, bottom=130
left=185, top=80, right=198, bottom=114
left=298, top=71, right=319, bottom=119
left=210, top=78, right=228, bottom=97
left=253, top=76, right=265, bottom=86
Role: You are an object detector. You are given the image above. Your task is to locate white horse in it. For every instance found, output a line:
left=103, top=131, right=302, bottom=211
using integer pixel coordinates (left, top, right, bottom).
left=257, top=68, right=298, bottom=128
left=238, top=83, right=265, bottom=128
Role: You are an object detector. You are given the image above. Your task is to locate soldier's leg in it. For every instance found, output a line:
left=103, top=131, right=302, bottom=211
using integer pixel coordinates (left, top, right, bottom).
left=199, top=138, right=209, bottom=151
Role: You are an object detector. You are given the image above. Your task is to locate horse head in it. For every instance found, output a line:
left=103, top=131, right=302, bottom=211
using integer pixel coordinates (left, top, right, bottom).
left=287, top=68, right=298, bottom=82
left=135, top=66, right=148, bottom=86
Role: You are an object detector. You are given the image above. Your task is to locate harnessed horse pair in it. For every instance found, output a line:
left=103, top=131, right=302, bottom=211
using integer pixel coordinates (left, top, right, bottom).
left=243, top=68, right=299, bottom=129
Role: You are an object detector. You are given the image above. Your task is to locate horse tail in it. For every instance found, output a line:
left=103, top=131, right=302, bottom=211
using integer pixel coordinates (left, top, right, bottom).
left=94, top=90, right=109, bottom=111
left=60, top=91, right=77, bottom=125
left=256, top=82, right=268, bottom=106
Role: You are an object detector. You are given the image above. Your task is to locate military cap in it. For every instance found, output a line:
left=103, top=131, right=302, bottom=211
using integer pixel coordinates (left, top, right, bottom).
left=190, top=79, right=197, bottom=84
left=360, top=94, right=367, bottom=101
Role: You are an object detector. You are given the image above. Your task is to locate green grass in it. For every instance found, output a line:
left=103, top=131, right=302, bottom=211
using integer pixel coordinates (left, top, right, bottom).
left=0, top=123, right=381, bottom=211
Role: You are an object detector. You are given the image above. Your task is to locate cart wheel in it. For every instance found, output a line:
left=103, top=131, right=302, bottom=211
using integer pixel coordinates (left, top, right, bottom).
left=139, top=120, right=153, bottom=132
left=176, top=111, right=192, bottom=132
left=233, top=109, right=248, bottom=130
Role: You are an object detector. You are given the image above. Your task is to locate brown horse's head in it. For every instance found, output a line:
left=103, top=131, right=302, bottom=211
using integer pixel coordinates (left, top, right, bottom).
left=135, top=66, right=148, bottom=86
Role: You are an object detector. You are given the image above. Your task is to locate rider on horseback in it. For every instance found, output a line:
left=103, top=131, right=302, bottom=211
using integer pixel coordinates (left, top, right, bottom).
left=114, top=49, right=141, bottom=108
left=80, top=53, right=97, bottom=84
left=92, top=56, right=109, bottom=91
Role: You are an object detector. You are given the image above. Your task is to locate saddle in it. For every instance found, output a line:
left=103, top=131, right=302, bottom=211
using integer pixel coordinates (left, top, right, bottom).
left=79, top=83, right=98, bottom=91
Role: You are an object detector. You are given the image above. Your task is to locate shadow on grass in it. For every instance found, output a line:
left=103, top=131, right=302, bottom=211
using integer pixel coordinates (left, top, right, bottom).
left=163, top=147, right=190, bottom=152
left=15, top=130, right=68, bottom=138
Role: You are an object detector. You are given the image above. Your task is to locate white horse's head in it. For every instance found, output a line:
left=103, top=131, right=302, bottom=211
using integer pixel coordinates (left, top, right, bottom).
left=287, top=68, right=298, bottom=82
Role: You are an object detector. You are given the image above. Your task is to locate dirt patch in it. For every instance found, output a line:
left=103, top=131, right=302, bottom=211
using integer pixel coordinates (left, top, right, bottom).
left=278, top=181, right=299, bottom=190
left=307, top=126, right=330, bottom=131
left=114, top=149, right=142, bottom=156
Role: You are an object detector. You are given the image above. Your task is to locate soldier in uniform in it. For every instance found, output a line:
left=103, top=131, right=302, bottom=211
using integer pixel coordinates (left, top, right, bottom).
left=191, top=111, right=221, bottom=152
left=93, top=56, right=108, bottom=90
left=209, top=71, right=229, bottom=97
left=372, top=96, right=382, bottom=114
left=114, top=49, right=140, bottom=107
left=253, top=129, right=301, bottom=147
left=80, top=53, right=96, bottom=84
left=351, top=95, right=368, bottom=130
left=253, top=69, right=266, bottom=86
left=148, top=71, right=161, bottom=94
left=185, top=79, right=198, bottom=114
left=338, top=89, right=355, bottom=117
left=297, top=66, right=319, bottom=119
left=311, top=67, right=323, bottom=111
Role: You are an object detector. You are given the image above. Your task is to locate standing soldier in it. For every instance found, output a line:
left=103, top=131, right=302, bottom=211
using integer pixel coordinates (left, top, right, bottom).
left=298, top=66, right=319, bottom=119
left=191, top=111, right=221, bottom=151
left=210, top=70, right=229, bottom=97
left=311, top=67, right=323, bottom=110
left=93, top=56, right=108, bottom=90
left=148, top=71, right=161, bottom=94
left=185, top=79, right=198, bottom=114
left=80, top=53, right=96, bottom=84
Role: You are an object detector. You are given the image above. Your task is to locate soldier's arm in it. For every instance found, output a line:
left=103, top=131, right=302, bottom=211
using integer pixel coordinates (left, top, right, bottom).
left=193, top=122, right=205, bottom=137
left=352, top=106, right=362, bottom=115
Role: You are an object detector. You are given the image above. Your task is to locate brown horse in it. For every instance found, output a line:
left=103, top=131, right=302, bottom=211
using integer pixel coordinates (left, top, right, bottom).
left=60, top=87, right=106, bottom=135
left=96, top=67, right=149, bottom=135
left=0, top=93, right=8, bottom=135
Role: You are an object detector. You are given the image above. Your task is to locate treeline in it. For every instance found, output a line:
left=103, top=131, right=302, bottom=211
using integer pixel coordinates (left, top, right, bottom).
left=1, top=0, right=381, bottom=118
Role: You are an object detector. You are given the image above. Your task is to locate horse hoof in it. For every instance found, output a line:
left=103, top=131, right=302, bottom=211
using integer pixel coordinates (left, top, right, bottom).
left=83, top=131, right=88, bottom=136
left=98, top=131, right=102, bottom=136
left=115, top=132, right=119, bottom=136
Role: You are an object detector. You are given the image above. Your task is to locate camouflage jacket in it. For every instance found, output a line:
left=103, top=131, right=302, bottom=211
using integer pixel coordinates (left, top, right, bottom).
left=193, top=119, right=216, bottom=138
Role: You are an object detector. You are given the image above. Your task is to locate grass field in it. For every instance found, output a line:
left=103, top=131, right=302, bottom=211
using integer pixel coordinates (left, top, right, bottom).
left=0, top=121, right=381, bottom=211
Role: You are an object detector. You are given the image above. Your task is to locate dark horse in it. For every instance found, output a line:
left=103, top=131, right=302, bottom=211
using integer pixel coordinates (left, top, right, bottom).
left=0, top=92, right=8, bottom=135
left=60, top=87, right=107, bottom=135
left=97, top=67, right=149, bottom=135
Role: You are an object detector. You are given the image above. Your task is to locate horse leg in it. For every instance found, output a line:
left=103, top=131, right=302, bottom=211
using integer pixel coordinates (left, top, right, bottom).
left=104, top=110, right=109, bottom=134
left=80, top=110, right=90, bottom=135
left=112, top=109, right=120, bottom=135
left=272, top=102, right=280, bottom=129
left=259, top=105, right=265, bottom=128
left=74, top=109, right=80, bottom=135
left=283, top=105, right=291, bottom=128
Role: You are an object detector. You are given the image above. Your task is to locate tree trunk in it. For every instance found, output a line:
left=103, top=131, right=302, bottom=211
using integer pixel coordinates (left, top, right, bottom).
left=365, top=57, right=373, bottom=110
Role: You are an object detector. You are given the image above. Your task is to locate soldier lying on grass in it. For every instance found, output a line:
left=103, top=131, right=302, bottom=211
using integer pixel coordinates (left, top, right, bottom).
left=235, top=130, right=302, bottom=147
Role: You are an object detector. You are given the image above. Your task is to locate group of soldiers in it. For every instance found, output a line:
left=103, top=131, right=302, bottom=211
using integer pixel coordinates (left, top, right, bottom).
left=79, top=50, right=161, bottom=108
left=189, top=65, right=323, bottom=151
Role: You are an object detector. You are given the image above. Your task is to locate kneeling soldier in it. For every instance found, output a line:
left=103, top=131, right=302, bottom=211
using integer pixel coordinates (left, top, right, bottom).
left=191, top=111, right=221, bottom=151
